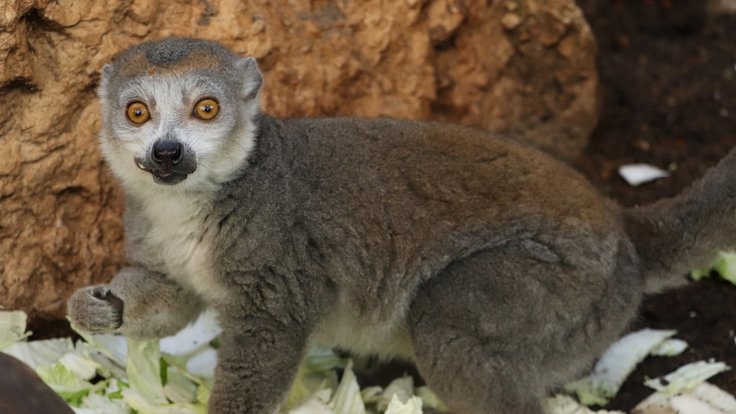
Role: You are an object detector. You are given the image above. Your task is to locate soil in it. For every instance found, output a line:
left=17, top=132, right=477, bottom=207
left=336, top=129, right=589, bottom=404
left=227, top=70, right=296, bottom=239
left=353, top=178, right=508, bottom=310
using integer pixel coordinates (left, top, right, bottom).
left=26, top=1, right=736, bottom=412
left=574, top=0, right=736, bottom=410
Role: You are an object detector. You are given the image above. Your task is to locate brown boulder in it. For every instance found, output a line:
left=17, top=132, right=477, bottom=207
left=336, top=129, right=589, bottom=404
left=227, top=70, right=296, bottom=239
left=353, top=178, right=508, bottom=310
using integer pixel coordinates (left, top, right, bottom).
left=0, top=0, right=598, bottom=320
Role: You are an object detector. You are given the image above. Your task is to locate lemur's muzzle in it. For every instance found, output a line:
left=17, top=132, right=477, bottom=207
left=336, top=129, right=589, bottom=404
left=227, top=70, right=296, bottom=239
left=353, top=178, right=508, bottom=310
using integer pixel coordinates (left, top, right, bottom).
left=134, top=139, right=197, bottom=185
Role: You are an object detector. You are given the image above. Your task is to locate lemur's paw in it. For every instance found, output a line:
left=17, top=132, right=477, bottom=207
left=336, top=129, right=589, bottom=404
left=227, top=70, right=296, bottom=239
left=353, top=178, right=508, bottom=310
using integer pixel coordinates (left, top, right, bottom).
left=67, top=286, right=123, bottom=333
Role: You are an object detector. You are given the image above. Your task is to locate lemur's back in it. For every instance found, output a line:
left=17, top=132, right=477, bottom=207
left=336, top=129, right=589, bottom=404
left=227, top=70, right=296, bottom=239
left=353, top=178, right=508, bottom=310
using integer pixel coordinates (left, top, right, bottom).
left=211, top=115, right=637, bottom=361
left=263, top=115, right=624, bottom=253
left=267, top=115, right=621, bottom=233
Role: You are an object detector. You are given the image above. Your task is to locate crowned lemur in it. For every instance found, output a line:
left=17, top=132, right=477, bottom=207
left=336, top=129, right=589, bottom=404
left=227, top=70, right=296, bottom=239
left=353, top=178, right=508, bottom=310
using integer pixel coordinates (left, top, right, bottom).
left=67, top=37, right=736, bottom=413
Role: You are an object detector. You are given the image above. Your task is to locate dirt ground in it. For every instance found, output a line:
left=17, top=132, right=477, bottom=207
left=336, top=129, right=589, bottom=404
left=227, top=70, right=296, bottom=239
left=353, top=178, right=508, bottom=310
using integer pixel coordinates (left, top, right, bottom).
left=27, top=0, right=736, bottom=411
left=575, top=0, right=736, bottom=410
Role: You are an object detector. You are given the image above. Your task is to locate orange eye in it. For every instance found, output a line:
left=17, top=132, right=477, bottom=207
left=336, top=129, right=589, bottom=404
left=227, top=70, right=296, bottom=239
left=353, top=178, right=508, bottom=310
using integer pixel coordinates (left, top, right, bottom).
left=126, top=102, right=150, bottom=124
left=194, top=98, right=219, bottom=120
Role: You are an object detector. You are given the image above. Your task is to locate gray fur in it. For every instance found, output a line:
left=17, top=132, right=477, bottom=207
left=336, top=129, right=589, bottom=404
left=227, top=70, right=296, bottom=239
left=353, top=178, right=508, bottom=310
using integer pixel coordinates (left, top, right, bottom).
left=625, top=148, right=736, bottom=293
left=68, top=268, right=204, bottom=338
left=67, top=38, right=735, bottom=414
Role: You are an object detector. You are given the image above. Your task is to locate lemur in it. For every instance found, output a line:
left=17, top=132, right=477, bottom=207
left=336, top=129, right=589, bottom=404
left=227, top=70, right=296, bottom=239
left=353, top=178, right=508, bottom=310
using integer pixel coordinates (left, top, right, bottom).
left=67, top=37, right=736, bottom=414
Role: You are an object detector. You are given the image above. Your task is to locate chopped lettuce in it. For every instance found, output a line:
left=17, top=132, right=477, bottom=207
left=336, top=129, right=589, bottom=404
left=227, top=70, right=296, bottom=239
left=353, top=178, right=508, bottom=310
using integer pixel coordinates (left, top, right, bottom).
left=377, top=376, right=414, bottom=412
left=3, top=337, right=75, bottom=369
left=687, top=382, right=736, bottom=412
left=649, top=339, right=688, bottom=357
left=414, top=387, right=446, bottom=412
left=644, top=360, right=730, bottom=395
left=73, top=391, right=130, bottom=414
left=692, top=251, right=736, bottom=286
left=289, top=397, right=334, bottom=414
left=384, top=395, right=422, bottom=414
left=546, top=395, right=624, bottom=414
left=126, top=338, right=168, bottom=406
left=9, top=307, right=735, bottom=414
left=2, top=311, right=215, bottom=414
left=160, top=309, right=221, bottom=357
left=60, top=351, right=102, bottom=380
left=284, top=345, right=344, bottom=410
left=565, top=329, right=676, bottom=405
left=163, top=365, right=199, bottom=404
left=634, top=382, right=736, bottom=414
left=0, top=310, right=30, bottom=349
left=328, top=360, right=366, bottom=414
left=36, top=361, right=94, bottom=405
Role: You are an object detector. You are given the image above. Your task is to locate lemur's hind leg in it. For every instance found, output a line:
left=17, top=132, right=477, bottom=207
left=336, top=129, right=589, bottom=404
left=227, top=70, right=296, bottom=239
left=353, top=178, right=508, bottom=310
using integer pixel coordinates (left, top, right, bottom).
left=68, top=267, right=204, bottom=339
left=408, top=243, right=641, bottom=414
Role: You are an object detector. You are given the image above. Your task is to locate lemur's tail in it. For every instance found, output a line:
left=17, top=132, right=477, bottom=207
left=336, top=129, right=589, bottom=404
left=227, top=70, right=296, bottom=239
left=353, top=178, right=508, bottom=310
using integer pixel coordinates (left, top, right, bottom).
left=624, top=146, right=736, bottom=294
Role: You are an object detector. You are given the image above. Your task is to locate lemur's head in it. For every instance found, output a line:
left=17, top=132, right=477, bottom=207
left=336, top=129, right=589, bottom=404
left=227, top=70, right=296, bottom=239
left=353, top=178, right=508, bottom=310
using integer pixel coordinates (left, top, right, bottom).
left=98, top=38, right=262, bottom=191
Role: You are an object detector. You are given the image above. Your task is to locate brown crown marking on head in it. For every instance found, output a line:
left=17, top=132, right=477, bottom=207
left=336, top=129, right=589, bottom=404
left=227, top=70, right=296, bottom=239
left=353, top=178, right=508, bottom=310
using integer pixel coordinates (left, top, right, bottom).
left=112, top=37, right=238, bottom=78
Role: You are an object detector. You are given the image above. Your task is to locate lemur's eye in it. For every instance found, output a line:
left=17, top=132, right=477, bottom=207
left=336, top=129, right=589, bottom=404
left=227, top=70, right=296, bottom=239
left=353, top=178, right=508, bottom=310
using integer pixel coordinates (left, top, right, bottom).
left=194, top=98, right=219, bottom=120
left=126, top=102, right=150, bottom=124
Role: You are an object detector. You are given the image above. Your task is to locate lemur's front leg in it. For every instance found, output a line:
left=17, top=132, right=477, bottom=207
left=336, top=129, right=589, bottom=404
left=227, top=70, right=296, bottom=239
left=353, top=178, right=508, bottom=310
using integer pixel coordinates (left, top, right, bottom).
left=210, top=318, right=308, bottom=414
left=208, top=275, right=321, bottom=414
left=67, top=267, right=204, bottom=339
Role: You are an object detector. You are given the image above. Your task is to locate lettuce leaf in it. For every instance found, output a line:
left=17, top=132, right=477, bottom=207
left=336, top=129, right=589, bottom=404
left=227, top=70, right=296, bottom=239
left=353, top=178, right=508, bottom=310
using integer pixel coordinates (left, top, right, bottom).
left=0, top=310, right=30, bottom=349
left=565, top=329, right=676, bottom=405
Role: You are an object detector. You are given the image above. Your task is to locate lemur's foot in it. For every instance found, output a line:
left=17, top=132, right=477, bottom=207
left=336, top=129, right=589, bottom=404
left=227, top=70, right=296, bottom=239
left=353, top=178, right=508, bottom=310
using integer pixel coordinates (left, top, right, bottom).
left=67, top=286, right=123, bottom=333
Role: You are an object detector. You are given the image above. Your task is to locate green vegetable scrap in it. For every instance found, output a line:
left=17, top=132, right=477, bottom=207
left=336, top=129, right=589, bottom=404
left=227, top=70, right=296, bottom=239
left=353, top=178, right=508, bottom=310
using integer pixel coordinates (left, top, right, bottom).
left=564, top=329, right=676, bottom=406
left=692, top=251, right=736, bottom=285
left=0, top=310, right=30, bottom=349
left=644, top=360, right=731, bottom=395
left=1, top=310, right=451, bottom=414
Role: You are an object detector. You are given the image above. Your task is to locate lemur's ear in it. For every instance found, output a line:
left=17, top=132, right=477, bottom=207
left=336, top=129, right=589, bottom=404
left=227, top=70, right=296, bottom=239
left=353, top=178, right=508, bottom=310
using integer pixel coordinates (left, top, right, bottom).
left=98, top=64, right=114, bottom=99
left=236, top=57, right=263, bottom=101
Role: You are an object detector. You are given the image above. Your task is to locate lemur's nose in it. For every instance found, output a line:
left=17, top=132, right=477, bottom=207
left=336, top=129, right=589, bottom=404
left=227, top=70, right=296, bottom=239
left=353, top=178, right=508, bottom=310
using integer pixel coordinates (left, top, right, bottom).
left=151, top=140, right=183, bottom=165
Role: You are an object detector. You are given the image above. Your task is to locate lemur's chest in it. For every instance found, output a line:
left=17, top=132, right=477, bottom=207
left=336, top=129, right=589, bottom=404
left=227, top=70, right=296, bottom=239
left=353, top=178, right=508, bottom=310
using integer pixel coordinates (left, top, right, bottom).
left=140, top=198, right=224, bottom=302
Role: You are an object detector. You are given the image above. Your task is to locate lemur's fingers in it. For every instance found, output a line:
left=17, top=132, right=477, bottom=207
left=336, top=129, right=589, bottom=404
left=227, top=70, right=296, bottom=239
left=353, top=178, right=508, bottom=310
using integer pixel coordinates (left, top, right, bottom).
left=67, top=285, right=123, bottom=333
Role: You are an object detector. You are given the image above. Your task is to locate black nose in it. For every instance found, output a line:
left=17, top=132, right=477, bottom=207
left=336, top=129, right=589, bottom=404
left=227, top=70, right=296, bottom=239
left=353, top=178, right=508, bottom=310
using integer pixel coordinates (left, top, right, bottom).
left=151, top=140, right=183, bottom=165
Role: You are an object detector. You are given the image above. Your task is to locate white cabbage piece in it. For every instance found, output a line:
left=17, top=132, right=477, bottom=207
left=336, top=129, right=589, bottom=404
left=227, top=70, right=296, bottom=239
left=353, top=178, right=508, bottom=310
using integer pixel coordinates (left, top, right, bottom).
left=36, top=362, right=94, bottom=404
left=668, top=395, right=732, bottom=414
left=414, top=387, right=445, bottom=412
left=81, top=332, right=128, bottom=367
left=644, top=360, right=730, bottom=394
left=73, top=392, right=130, bottom=414
left=2, top=337, right=75, bottom=369
left=649, top=339, right=688, bottom=357
left=160, top=309, right=222, bottom=356
left=692, top=251, right=736, bottom=286
left=0, top=310, right=30, bottom=349
left=618, top=164, right=669, bottom=186
left=289, top=397, right=335, bottom=414
left=121, top=388, right=205, bottom=414
left=126, top=338, right=167, bottom=406
left=284, top=345, right=345, bottom=410
left=634, top=382, right=736, bottom=414
left=565, top=329, right=676, bottom=405
left=327, top=360, right=366, bottom=414
left=635, top=364, right=735, bottom=414
left=163, top=365, right=199, bottom=404
left=546, top=395, right=625, bottom=414
left=376, top=376, right=414, bottom=412
left=184, top=346, right=218, bottom=378
left=384, top=395, right=422, bottom=414
left=686, top=382, right=736, bottom=412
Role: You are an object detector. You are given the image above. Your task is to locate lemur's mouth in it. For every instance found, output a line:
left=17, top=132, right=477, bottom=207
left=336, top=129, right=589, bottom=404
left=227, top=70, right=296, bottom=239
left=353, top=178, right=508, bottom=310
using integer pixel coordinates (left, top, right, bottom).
left=134, top=159, right=192, bottom=185
left=151, top=170, right=188, bottom=185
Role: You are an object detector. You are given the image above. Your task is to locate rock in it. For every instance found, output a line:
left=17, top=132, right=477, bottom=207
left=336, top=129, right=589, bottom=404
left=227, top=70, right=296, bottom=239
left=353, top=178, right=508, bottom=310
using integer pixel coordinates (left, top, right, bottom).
left=0, top=0, right=599, bottom=320
left=502, top=13, right=523, bottom=30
